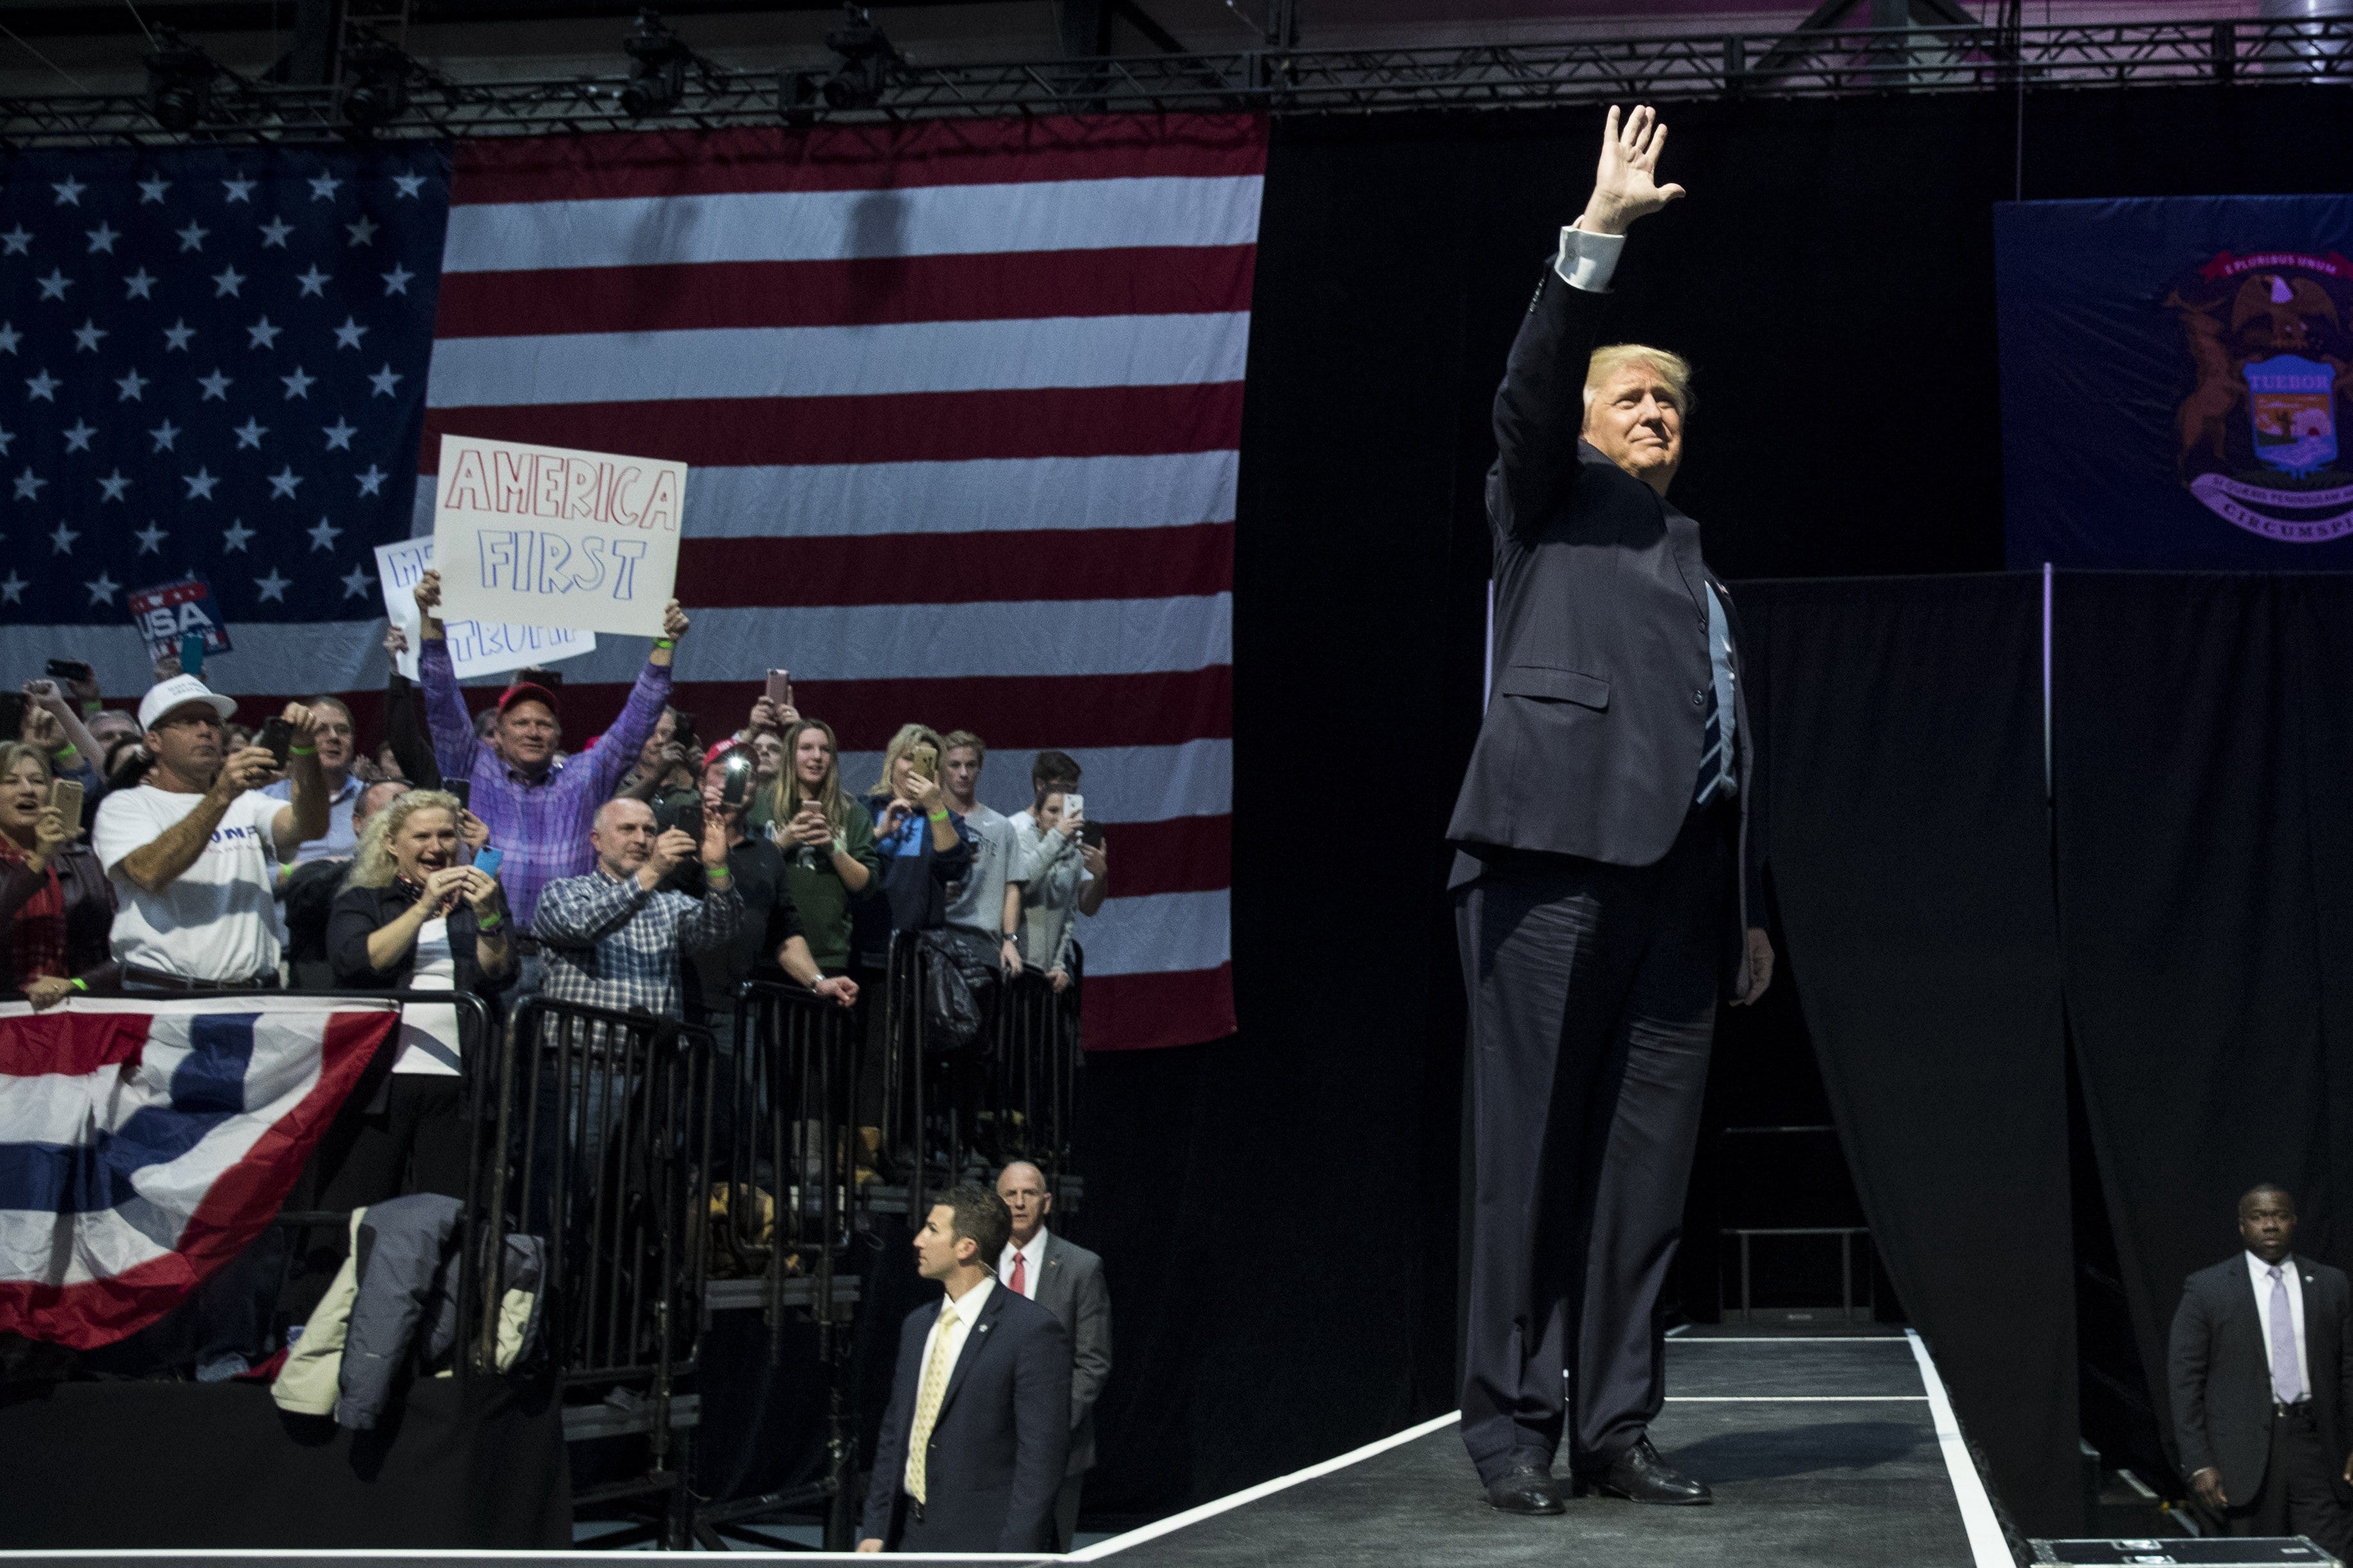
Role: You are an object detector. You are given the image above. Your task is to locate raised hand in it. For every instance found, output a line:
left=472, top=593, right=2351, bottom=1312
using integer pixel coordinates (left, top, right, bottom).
left=1581, top=103, right=1686, bottom=236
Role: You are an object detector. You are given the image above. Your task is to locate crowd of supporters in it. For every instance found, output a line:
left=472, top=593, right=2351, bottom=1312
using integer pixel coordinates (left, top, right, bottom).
left=3, top=576, right=1109, bottom=1377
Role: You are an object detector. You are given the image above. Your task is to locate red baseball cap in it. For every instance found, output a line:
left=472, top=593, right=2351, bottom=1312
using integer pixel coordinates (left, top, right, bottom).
left=497, top=681, right=560, bottom=718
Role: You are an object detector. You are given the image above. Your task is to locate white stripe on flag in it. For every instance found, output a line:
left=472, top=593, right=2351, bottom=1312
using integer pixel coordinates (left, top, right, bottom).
left=423, top=314, right=1252, bottom=408
left=1081, top=889, right=1232, bottom=976
left=0, top=1063, right=140, bottom=1147
left=411, top=451, right=1240, bottom=541
left=0, top=1207, right=175, bottom=1288
left=837, top=738, right=1232, bottom=825
left=440, top=176, right=1267, bottom=273
left=0, top=595, right=1232, bottom=697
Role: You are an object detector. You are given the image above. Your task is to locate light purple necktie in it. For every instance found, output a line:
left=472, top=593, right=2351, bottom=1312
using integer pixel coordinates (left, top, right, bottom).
left=2270, top=1265, right=2304, bottom=1404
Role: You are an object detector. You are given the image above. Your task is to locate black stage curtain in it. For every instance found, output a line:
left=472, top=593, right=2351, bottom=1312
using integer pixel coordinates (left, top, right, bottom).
left=0, top=1375, right=569, bottom=1548
left=2055, top=574, right=2353, bottom=1467
left=1070, top=85, right=2353, bottom=1526
left=1742, top=574, right=2078, bottom=1535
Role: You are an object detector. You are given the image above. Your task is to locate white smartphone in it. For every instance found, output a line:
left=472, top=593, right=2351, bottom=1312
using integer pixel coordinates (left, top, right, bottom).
left=1063, top=792, right=1084, bottom=822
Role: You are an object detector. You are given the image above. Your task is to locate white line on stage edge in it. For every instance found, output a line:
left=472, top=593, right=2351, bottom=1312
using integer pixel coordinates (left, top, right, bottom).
left=1068, top=1409, right=1463, bottom=1560
left=1665, top=1395, right=1928, bottom=1402
left=1909, top=1327, right=2013, bottom=1568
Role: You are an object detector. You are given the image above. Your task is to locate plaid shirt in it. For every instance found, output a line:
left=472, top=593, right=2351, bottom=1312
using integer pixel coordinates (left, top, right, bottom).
left=419, top=639, right=672, bottom=930
left=531, top=866, right=742, bottom=1021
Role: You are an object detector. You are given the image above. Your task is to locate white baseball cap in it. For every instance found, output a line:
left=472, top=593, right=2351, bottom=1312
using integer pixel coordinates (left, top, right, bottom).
left=137, top=674, right=239, bottom=732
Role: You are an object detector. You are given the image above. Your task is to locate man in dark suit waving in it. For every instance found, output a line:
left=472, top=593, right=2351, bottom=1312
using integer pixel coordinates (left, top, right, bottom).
left=2169, top=1184, right=2353, bottom=1554
left=1449, top=104, right=1773, bottom=1517
left=858, top=1184, right=1070, bottom=1554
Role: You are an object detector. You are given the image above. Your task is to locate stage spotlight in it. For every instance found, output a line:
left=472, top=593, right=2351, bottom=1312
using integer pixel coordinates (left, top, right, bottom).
left=338, top=39, right=411, bottom=134
left=817, top=3, right=899, bottom=111
left=144, top=29, right=216, bottom=133
left=620, top=9, right=690, bottom=118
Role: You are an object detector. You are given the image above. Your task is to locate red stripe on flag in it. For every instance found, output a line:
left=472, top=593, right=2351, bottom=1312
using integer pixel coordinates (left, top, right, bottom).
left=0, top=1012, right=149, bottom=1079
left=1080, top=964, right=1235, bottom=1053
left=434, top=247, right=1258, bottom=338
left=232, top=667, right=1233, bottom=756
left=676, top=524, right=1231, bottom=609
left=421, top=382, right=1244, bottom=470
left=1092, top=814, right=1230, bottom=899
left=450, top=113, right=1269, bottom=205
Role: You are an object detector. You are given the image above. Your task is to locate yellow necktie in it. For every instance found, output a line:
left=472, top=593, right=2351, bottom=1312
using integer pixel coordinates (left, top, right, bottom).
left=906, top=1298, right=959, bottom=1504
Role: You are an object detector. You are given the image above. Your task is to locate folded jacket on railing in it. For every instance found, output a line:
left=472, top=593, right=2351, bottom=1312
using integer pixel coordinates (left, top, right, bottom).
left=271, top=1193, right=546, bottom=1429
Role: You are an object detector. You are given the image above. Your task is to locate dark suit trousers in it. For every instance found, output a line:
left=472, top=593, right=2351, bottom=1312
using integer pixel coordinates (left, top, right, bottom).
left=1454, top=803, right=1729, bottom=1484
left=2227, top=1405, right=2353, bottom=1555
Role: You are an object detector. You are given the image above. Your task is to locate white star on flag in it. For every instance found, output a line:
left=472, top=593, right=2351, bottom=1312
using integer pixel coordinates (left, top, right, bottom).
left=258, top=218, right=293, bottom=248
left=333, top=318, right=368, bottom=350
left=309, top=173, right=343, bottom=202
left=133, top=522, right=168, bottom=554
left=222, top=520, right=256, bottom=553
left=163, top=320, right=195, bottom=351
left=13, top=467, right=46, bottom=499
left=125, top=269, right=158, bottom=300
left=61, top=419, right=95, bottom=452
left=254, top=568, right=291, bottom=602
left=149, top=419, right=181, bottom=451
left=0, top=229, right=30, bottom=255
left=282, top=367, right=316, bottom=399
left=393, top=172, right=426, bottom=198
left=382, top=264, right=414, bottom=296
left=323, top=418, right=357, bottom=450
left=295, top=266, right=332, bottom=298
left=85, top=223, right=119, bottom=254
left=341, top=565, right=374, bottom=597
left=71, top=320, right=106, bottom=352
left=247, top=316, right=283, bottom=350
left=37, top=271, right=72, bottom=301
left=137, top=175, right=170, bottom=203
left=115, top=369, right=148, bottom=401
left=49, top=521, right=78, bottom=553
left=222, top=176, right=256, bottom=203
left=370, top=364, right=403, bottom=396
left=184, top=467, right=220, bottom=499
left=346, top=216, right=379, bottom=246
left=52, top=176, right=86, bottom=206
left=85, top=572, right=120, bottom=604
left=268, top=466, right=303, bottom=497
left=234, top=417, right=267, bottom=448
left=355, top=464, right=387, bottom=496
left=96, top=469, right=131, bottom=501
left=308, top=517, right=343, bottom=550
left=213, top=266, right=247, bottom=297
left=0, top=573, right=22, bottom=604
left=197, top=370, right=232, bottom=400
left=177, top=221, right=209, bottom=252
left=26, top=369, right=60, bottom=400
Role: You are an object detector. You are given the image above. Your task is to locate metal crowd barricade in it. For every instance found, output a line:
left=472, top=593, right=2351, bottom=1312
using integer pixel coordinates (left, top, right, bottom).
left=878, top=933, right=1086, bottom=1217
left=688, top=978, right=864, bottom=1550
left=480, top=994, right=717, bottom=1546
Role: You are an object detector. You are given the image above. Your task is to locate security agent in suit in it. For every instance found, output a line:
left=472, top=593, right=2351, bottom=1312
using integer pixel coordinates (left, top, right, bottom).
left=858, top=1185, right=1071, bottom=1555
left=1449, top=105, right=1775, bottom=1517
left=2169, top=1184, right=2353, bottom=1555
left=998, top=1160, right=1114, bottom=1550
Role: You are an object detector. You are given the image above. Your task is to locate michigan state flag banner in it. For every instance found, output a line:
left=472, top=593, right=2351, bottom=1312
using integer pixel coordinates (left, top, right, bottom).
left=1996, top=195, right=2353, bottom=569
left=0, top=997, right=400, bottom=1348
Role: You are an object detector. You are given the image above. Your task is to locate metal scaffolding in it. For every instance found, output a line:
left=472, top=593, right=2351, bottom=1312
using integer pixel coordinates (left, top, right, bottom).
left=2, top=15, right=2347, bottom=146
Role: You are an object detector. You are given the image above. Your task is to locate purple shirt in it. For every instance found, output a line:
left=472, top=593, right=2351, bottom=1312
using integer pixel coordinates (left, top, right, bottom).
left=418, top=638, right=672, bottom=930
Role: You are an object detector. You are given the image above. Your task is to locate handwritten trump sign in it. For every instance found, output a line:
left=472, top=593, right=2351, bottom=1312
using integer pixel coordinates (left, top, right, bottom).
left=430, top=434, right=687, bottom=639
left=374, top=538, right=595, bottom=683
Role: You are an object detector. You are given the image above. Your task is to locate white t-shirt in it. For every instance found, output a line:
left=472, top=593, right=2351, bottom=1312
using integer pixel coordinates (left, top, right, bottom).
left=393, top=918, right=464, bottom=1076
left=94, top=784, right=288, bottom=982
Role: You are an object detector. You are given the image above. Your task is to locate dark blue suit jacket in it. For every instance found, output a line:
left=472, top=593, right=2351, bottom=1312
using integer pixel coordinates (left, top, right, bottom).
left=859, top=1281, right=1071, bottom=1552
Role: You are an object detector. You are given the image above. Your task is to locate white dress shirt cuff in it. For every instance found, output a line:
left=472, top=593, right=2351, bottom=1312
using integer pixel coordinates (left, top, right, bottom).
left=1555, top=224, right=1626, bottom=293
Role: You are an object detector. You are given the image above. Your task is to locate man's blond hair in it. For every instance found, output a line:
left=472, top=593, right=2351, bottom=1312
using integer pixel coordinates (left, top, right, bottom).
left=1583, top=343, right=1696, bottom=418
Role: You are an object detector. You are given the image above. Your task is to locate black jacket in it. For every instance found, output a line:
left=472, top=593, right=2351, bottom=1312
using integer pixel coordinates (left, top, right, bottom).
left=860, top=1282, right=1071, bottom=1553
left=327, top=881, right=516, bottom=1002
left=2169, top=1253, right=2353, bottom=1506
left=1445, top=261, right=1766, bottom=996
left=0, top=842, right=117, bottom=995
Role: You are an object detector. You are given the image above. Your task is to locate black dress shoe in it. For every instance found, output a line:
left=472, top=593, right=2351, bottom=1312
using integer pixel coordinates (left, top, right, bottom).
left=1592, top=1439, right=1712, bottom=1505
left=1485, top=1464, right=1568, bottom=1515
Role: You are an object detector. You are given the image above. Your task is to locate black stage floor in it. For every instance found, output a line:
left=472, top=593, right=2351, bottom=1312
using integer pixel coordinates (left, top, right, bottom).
left=0, top=1328, right=2007, bottom=1567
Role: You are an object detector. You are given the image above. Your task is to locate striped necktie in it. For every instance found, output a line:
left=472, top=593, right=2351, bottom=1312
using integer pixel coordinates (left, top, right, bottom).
left=1693, top=584, right=1738, bottom=808
left=905, top=1297, right=959, bottom=1504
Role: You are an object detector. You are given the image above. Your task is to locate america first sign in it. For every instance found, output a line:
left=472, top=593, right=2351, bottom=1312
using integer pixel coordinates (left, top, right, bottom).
left=430, top=434, right=687, bottom=640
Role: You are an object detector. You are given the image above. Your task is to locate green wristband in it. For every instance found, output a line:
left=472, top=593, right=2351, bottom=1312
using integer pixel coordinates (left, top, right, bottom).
left=927, top=809, right=949, bottom=823
left=52, top=745, right=77, bottom=764
left=288, top=745, right=316, bottom=757
left=81, top=700, right=103, bottom=717
left=476, top=911, right=503, bottom=932
left=655, top=639, right=676, bottom=651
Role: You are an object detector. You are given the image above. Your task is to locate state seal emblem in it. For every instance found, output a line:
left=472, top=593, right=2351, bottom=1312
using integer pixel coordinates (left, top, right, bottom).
left=2165, top=250, right=2353, bottom=542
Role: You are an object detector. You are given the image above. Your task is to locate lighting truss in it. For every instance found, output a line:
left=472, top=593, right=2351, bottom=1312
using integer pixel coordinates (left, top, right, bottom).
left=3, top=15, right=2347, bottom=146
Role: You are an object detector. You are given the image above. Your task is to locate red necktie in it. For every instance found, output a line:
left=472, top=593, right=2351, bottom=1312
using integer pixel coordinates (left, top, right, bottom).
left=1009, top=1251, right=1027, bottom=1296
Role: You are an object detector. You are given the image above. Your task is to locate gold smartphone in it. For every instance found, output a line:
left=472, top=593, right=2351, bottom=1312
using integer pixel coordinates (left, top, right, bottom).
left=49, top=777, right=85, bottom=823
left=909, top=742, right=938, bottom=779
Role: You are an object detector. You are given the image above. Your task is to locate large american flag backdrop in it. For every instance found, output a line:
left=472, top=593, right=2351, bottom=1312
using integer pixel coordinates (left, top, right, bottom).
left=0, top=114, right=1260, bottom=1053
